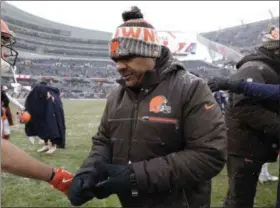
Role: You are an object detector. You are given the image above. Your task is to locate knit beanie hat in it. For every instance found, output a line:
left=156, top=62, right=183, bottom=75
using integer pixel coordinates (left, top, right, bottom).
left=109, top=6, right=162, bottom=61
left=262, top=25, right=279, bottom=50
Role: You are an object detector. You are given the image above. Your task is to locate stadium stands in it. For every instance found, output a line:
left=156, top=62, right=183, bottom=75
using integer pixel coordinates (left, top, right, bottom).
left=1, top=2, right=118, bottom=98
left=201, top=17, right=279, bottom=51
left=181, top=60, right=232, bottom=79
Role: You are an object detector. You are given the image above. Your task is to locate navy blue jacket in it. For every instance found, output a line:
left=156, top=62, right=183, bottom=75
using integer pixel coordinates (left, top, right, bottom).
left=239, top=81, right=280, bottom=101
left=24, top=84, right=66, bottom=148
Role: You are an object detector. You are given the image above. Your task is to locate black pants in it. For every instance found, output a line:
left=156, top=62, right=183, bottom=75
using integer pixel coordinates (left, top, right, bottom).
left=224, top=155, right=263, bottom=208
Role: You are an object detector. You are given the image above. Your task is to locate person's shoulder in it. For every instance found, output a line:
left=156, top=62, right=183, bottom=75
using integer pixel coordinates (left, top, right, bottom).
left=238, top=60, right=272, bottom=72
left=176, top=69, right=204, bottom=89
left=235, top=59, right=278, bottom=83
left=106, top=85, right=123, bottom=102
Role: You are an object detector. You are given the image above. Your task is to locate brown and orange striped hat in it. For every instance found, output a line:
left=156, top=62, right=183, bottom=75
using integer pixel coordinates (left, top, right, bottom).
left=109, top=6, right=162, bottom=61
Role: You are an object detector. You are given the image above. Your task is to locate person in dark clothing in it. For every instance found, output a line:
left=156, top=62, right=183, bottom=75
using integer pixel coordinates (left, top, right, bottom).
left=210, top=25, right=279, bottom=208
left=209, top=80, right=280, bottom=207
left=67, top=6, right=227, bottom=208
left=25, top=82, right=66, bottom=154
left=208, top=26, right=280, bottom=208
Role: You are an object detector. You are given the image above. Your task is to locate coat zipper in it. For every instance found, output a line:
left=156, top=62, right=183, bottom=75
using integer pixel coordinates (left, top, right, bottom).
left=128, top=99, right=139, bottom=163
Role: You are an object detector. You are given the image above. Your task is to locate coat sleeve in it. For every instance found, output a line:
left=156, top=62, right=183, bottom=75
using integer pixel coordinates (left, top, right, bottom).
left=76, top=101, right=112, bottom=175
left=231, top=63, right=280, bottom=136
left=132, top=79, right=227, bottom=193
left=240, top=81, right=280, bottom=101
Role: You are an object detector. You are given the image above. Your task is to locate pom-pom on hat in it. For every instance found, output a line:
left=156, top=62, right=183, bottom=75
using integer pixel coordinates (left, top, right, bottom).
left=109, top=6, right=162, bottom=61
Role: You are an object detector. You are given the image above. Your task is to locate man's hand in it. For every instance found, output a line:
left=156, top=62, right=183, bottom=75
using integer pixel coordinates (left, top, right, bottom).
left=208, top=77, right=242, bottom=93
left=93, top=163, right=135, bottom=199
left=67, top=170, right=102, bottom=206
left=49, top=168, right=73, bottom=195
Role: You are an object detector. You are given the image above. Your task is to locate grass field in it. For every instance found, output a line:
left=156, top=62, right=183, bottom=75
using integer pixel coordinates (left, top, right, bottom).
left=1, top=99, right=278, bottom=207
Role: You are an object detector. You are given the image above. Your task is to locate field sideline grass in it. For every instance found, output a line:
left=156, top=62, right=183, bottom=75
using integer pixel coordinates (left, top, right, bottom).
left=1, top=99, right=278, bottom=207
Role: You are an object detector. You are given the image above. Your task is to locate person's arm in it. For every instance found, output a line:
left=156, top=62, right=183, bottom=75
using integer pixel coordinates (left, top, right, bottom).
left=1, top=139, right=73, bottom=194
left=2, top=139, right=53, bottom=180
left=208, top=76, right=280, bottom=101
left=5, top=92, right=25, bottom=110
left=132, top=79, right=227, bottom=193
left=240, top=81, right=280, bottom=101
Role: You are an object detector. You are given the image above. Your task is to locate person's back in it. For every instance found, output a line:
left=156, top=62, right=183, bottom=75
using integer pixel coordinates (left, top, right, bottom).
left=226, top=47, right=280, bottom=162
left=224, top=43, right=280, bottom=208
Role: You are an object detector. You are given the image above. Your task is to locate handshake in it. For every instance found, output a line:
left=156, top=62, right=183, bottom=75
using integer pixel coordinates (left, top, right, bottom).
left=52, top=163, right=136, bottom=206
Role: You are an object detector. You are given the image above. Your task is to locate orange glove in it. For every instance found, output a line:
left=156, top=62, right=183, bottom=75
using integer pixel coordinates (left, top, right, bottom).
left=49, top=168, right=73, bottom=195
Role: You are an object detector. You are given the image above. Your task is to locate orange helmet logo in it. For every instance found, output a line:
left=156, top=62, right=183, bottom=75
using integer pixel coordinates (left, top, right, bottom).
left=110, top=40, right=120, bottom=56
left=149, top=96, right=171, bottom=114
left=18, top=111, right=31, bottom=124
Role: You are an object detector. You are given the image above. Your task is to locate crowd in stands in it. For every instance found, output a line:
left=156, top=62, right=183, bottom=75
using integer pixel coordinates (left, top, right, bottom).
left=8, top=58, right=119, bottom=99
left=9, top=58, right=229, bottom=99
left=16, top=59, right=119, bottom=78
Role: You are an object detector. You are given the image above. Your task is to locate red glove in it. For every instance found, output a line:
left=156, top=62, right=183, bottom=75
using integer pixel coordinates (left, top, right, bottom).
left=49, top=168, right=73, bottom=195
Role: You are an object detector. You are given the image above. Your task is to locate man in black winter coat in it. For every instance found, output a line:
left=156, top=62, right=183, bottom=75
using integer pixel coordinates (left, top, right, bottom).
left=25, top=82, right=66, bottom=154
left=223, top=26, right=280, bottom=208
left=67, top=6, right=227, bottom=208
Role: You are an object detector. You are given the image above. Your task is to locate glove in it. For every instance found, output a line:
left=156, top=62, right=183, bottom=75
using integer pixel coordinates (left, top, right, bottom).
left=67, top=170, right=102, bottom=206
left=208, top=77, right=242, bottom=93
left=93, top=163, right=135, bottom=199
left=49, top=168, right=73, bottom=195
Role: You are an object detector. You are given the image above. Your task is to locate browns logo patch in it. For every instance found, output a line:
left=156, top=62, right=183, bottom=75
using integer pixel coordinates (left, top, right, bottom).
left=149, top=95, right=171, bottom=114
left=110, top=40, right=120, bottom=56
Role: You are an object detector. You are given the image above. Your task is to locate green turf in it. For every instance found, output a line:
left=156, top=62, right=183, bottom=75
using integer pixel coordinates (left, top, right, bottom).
left=1, top=99, right=278, bottom=207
